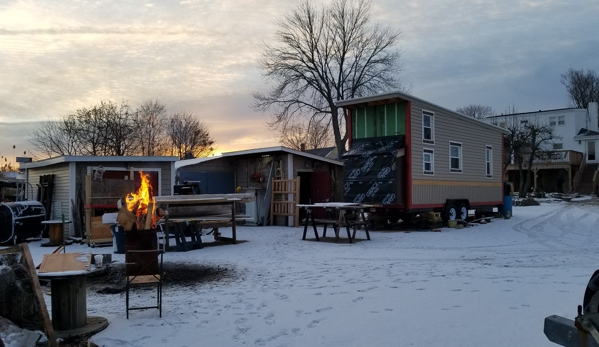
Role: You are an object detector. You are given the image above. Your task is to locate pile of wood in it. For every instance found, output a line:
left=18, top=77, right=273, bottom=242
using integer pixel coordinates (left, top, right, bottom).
left=116, top=201, right=164, bottom=231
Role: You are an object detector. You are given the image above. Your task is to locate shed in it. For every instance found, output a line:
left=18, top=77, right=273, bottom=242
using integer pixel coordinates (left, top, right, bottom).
left=176, top=146, right=343, bottom=226
left=19, top=156, right=178, bottom=237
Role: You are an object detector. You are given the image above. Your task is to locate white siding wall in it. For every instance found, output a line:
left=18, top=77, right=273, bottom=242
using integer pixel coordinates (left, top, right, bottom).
left=26, top=163, right=73, bottom=232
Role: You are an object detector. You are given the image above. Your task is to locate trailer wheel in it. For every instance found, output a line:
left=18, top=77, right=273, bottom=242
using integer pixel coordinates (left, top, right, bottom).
left=445, top=203, right=458, bottom=221
left=458, top=202, right=468, bottom=220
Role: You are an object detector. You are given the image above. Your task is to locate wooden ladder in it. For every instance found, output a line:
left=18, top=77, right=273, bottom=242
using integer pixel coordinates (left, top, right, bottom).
left=270, top=177, right=300, bottom=227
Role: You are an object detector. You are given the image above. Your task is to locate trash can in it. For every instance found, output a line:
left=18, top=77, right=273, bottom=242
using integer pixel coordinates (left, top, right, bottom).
left=502, top=182, right=513, bottom=218
left=110, top=224, right=125, bottom=254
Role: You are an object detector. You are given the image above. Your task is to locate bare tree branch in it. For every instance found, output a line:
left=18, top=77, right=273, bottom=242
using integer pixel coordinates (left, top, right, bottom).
left=456, top=104, right=495, bottom=119
left=561, top=68, right=599, bottom=109
left=166, top=112, right=215, bottom=159
left=254, top=0, right=405, bottom=157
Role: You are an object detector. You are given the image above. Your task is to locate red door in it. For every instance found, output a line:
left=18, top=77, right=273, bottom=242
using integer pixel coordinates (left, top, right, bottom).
left=311, top=171, right=330, bottom=219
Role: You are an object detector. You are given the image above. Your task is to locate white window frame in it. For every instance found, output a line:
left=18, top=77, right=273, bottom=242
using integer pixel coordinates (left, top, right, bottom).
left=549, top=116, right=556, bottom=126
left=552, top=143, right=563, bottom=150
left=485, top=145, right=493, bottom=178
left=558, top=116, right=565, bottom=125
left=422, top=110, right=434, bottom=144
left=423, top=149, right=434, bottom=175
left=449, top=142, right=462, bottom=173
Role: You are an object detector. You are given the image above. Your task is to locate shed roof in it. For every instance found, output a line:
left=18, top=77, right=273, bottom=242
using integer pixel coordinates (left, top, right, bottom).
left=176, top=146, right=343, bottom=169
left=336, top=90, right=509, bottom=134
left=20, top=155, right=178, bottom=169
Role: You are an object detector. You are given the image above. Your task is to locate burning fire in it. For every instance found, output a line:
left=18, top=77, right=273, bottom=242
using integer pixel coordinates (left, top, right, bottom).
left=126, top=171, right=156, bottom=229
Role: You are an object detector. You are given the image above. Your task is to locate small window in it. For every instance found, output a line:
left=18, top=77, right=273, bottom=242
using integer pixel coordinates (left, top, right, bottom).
left=423, top=149, right=434, bottom=175
left=558, top=116, right=565, bottom=125
left=499, top=122, right=506, bottom=128
left=422, top=110, right=434, bottom=144
left=549, top=117, right=556, bottom=126
left=520, top=120, right=528, bottom=125
left=485, top=146, right=493, bottom=178
left=553, top=143, right=563, bottom=150
left=450, top=142, right=462, bottom=172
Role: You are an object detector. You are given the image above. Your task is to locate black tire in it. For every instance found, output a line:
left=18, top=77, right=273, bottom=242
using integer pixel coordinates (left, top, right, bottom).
left=457, top=202, right=468, bottom=220
left=445, top=203, right=458, bottom=221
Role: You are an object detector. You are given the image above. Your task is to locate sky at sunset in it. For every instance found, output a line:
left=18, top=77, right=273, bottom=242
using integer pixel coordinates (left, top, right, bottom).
left=1, top=0, right=598, bottom=163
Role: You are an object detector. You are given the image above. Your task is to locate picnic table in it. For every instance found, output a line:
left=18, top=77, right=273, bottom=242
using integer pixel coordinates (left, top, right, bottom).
left=297, top=203, right=370, bottom=243
left=154, top=194, right=254, bottom=251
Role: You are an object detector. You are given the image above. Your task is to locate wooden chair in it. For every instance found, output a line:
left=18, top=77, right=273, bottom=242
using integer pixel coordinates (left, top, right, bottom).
left=125, top=249, right=163, bottom=319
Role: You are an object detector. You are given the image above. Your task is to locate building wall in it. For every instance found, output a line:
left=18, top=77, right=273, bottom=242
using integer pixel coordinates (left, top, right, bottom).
left=483, top=104, right=599, bottom=165
left=75, top=161, right=173, bottom=196
left=484, top=108, right=588, bottom=155
left=409, top=99, right=504, bottom=206
left=26, top=163, right=72, bottom=234
left=26, top=163, right=71, bottom=219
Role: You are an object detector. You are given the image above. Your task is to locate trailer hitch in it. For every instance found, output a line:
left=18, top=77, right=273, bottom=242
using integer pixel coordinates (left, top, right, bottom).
left=545, top=270, right=599, bottom=347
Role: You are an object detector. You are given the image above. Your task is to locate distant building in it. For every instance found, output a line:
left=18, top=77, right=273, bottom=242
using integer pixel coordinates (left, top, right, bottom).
left=482, top=102, right=599, bottom=194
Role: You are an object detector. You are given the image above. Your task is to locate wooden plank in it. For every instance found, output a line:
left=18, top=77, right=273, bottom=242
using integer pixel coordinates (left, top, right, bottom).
left=144, top=201, right=154, bottom=230
left=0, top=244, right=58, bottom=346
left=39, top=252, right=91, bottom=273
left=91, top=216, right=112, bottom=241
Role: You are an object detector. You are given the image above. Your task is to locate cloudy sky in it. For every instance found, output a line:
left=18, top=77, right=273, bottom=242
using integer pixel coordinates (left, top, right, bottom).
left=0, top=0, right=598, bottom=162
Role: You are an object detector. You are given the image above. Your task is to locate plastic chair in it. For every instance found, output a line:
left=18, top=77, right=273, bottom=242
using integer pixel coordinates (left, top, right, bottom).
left=125, top=249, right=163, bottom=318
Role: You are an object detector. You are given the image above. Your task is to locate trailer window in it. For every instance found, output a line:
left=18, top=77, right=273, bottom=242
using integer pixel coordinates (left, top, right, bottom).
left=423, top=149, right=434, bottom=175
left=450, top=142, right=462, bottom=172
left=422, top=110, right=434, bottom=144
left=486, top=146, right=492, bottom=178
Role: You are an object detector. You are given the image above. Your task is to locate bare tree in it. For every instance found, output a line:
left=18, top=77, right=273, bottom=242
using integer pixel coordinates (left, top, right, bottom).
left=166, top=112, right=215, bottom=159
left=104, top=101, right=138, bottom=156
left=561, top=68, right=599, bottom=109
left=278, top=116, right=335, bottom=150
left=520, top=120, right=560, bottom=195
left=254, top=0, right=405, bottom=157
left=30, top=100, right=138, bottom=158
left=30, top=117, right=81, bottom=157
left=456, top=104, right=495, bottom=119
left=134, top=100, right=169, bottom=156
left=74, top=101, right=137, bottom=156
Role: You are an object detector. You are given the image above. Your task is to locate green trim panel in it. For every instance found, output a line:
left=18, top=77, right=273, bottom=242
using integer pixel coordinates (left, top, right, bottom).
left=352, top=102, right=405, bottom=139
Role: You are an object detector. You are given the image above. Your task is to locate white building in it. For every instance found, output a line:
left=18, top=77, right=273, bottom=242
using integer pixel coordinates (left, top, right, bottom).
left=481, top=102, right=599, bottom=194
left=484, top=103, right=598, bottom=162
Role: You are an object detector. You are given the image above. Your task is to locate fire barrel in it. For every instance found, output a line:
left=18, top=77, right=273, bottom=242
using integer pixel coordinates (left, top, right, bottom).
left=124, top=229, right=159, bottom=275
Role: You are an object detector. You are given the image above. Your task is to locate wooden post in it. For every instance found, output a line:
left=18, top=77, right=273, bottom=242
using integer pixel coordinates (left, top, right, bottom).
left=85, top=175, right=92, bottom=245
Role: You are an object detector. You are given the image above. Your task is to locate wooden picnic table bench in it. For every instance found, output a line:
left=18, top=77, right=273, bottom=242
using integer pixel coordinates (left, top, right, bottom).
left=298, top=203, right=370, bottom=243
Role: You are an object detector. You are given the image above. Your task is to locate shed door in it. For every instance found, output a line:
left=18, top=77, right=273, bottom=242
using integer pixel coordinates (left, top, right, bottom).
left=311, top=171, right=331, bottom=203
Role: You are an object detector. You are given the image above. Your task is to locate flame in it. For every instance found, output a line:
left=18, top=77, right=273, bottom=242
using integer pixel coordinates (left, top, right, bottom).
left=126, top=171, right=155, bottom=229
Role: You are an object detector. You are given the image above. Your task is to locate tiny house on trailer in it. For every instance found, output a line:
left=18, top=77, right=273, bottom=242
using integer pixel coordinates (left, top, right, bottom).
left=336, top=91, right=509, bottom=222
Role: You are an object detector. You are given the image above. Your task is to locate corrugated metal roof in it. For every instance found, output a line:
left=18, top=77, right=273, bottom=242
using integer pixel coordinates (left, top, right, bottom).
left=20, top=155, right=178, bottom=169
left=176, top=146, right=343, bottom=169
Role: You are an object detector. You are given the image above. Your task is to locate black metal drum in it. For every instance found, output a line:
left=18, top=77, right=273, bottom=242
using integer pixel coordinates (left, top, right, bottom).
left=0, top=201, right=46, bottom=244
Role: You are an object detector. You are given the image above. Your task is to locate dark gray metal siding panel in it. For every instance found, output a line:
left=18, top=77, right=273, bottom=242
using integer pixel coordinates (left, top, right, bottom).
left=409, top=99, right=504, bottom=205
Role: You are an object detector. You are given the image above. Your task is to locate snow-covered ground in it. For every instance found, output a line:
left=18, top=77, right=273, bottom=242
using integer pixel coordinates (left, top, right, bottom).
left=23, top=199, right=599, bottom=347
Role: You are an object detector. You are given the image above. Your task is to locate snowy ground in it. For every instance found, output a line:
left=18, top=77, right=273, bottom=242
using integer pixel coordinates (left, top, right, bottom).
left=21, top=199, right=599, bottom=347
